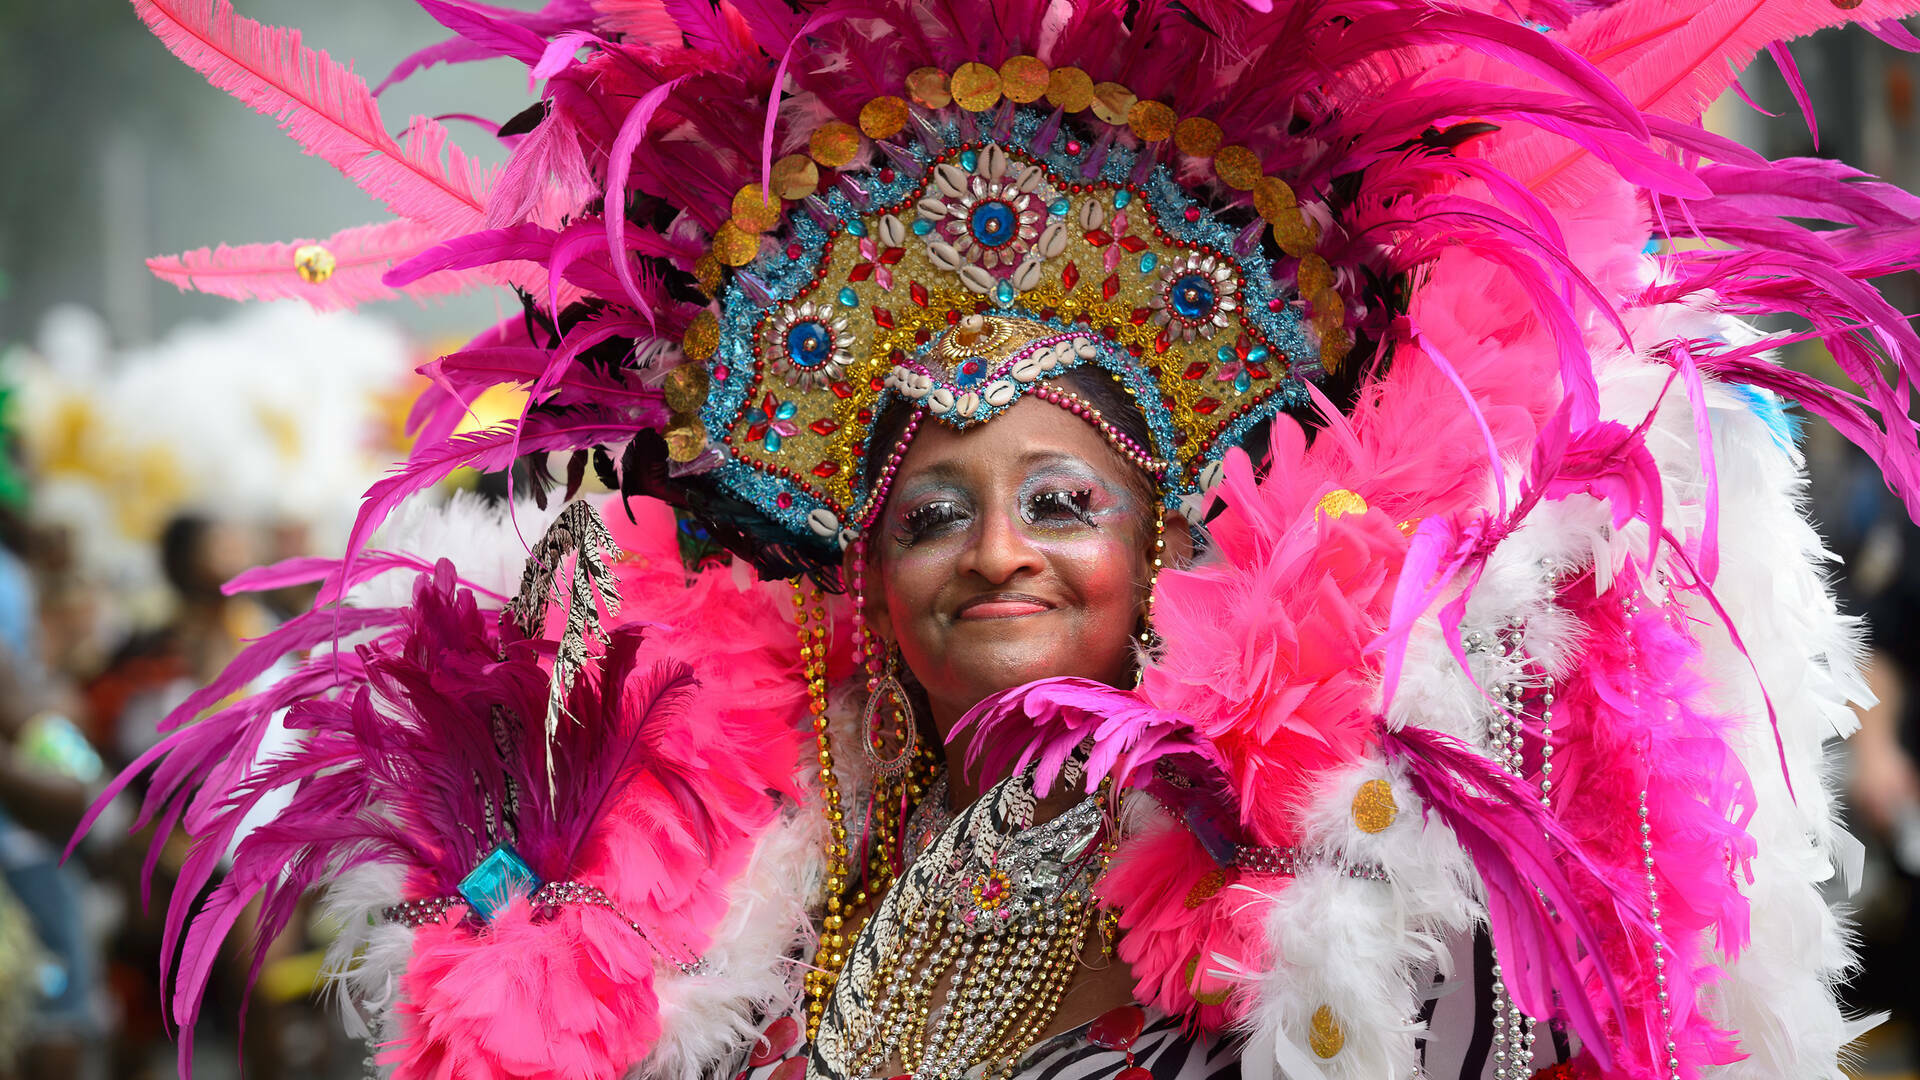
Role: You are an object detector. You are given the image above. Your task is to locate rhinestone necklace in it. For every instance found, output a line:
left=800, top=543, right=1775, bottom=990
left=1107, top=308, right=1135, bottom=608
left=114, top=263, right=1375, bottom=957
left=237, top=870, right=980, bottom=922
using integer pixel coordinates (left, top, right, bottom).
left=812, top=767, right=1108, bottom=1080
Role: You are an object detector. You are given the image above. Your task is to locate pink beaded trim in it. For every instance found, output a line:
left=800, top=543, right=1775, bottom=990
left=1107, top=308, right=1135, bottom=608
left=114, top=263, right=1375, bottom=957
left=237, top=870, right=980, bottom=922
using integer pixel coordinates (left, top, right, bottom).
left=855, top=410, right=924, bottom=531
left=1027, top=383, right=1171, bottom=478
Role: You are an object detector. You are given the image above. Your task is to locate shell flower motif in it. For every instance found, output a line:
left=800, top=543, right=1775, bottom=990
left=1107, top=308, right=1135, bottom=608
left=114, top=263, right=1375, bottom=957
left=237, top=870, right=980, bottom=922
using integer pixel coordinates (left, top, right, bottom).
left=918, top=144, right=1054, bottom=276
left=763, top=299, right=853, bottom=388
left=1150, top=251, right=1242, bottom=343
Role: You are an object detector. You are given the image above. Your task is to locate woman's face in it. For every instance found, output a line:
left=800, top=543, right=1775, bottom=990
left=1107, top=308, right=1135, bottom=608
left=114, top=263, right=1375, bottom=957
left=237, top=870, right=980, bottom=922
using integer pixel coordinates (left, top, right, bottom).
left=862, top=397, right=1159, bottom=734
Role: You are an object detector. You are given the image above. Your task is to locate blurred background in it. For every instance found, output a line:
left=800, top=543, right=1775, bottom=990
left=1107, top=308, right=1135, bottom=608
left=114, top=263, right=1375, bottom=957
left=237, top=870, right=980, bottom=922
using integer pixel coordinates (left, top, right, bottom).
left=0, top=3, right=1915, bottom=1079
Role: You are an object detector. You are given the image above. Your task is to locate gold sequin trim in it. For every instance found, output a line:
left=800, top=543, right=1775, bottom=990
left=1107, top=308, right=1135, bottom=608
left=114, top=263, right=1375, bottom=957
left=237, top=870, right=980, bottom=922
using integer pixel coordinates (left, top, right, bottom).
left=731, top=183, right=780, bottom=233
left=1183, top=869, right=1226, bottom=909
left=859, top=95, right=910, bottom=140
left=1127, top=99, right=1177, bottom=142
left=710, top=222, right=759, bottom=267
left=950, top=61, right=1003, bottom=111
left=770, top=154, right=820, bottom=201
left=1173, top=116, right=1223, bottom=158
left=294, top=244, right=335, bottom=284
left=1089, top=81, right=1137, bottom=125
left=1316, top=488, right=1367, bottom=520
left=906, top=66, right=952, bottom=109
left=681, top=311, right=721, bottom=361
left=999, top=55, right=1050, bottom=103
left=1213, top=145, right=1262, bottom=190
left=1046, top=66, right=1095, bottom=112
left=1252, top=176, right=1297, bottom=223
left=809, top=121, right=861, bottom=169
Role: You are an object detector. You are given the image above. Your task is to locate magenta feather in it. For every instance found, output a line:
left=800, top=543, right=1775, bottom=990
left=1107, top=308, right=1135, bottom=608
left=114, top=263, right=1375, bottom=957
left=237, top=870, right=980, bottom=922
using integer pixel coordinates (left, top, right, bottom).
left=376, top=0, right=599, bottom=93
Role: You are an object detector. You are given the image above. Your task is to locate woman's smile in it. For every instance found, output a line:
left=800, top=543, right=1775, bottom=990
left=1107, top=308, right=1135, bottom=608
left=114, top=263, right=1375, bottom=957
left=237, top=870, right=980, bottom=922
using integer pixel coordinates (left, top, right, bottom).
left=952, top=592, right=1056, bottom=620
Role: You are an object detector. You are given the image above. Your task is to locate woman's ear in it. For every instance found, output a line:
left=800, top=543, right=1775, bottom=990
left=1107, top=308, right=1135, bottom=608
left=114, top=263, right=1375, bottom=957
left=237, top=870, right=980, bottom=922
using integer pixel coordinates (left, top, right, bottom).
left=1160, top=509, right=1195, bottom=568
left=844, top=540, right=892, bottom=642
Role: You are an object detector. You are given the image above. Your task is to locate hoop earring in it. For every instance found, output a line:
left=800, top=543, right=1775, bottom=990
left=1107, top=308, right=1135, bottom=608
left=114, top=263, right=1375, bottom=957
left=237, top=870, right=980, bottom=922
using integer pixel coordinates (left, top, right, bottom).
left=862, top=646, right=918, bottom=780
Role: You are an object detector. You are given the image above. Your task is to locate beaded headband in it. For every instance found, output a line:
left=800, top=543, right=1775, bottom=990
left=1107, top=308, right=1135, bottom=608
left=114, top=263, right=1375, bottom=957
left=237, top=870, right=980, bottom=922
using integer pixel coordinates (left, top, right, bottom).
left=676, top=67, right=1342, bottom=555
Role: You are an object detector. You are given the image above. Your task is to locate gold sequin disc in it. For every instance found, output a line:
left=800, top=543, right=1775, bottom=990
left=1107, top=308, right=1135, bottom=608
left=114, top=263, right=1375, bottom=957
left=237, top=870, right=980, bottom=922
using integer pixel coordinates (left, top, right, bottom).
left=808, top=122, right=861, bottom=169
left=1089, top=81, right=1137, bottom=125
left=1296, top=253, right=1333, bottom=298
left=999, top=55, right=1050, bottom=103
left=665, top=422, right=709, bottom=463
left=692, top=253, right=722, bottom=296
left=1127, top=99, right=1177, bottom=142
left=1252, top=175, right=1297, bottom=222
left=293, top=244, right=335, bottom=284
left=1183, top=869, right=1226, bottom=909
left=1321, top=324, right=1355, bottom=372
left=1272, top=208, right=1321, bottom=257
left=681, top=310, right=721, bottom=361
left=663, top=363, right=709, bottom=413
left=1316, top=488, right=1368, bottom=520
left=1046, top=66, right=1095, bottom=112
left=1173, top=116, right=1223, bottom=157
left=1310, top=1006, right=1345, bottom=1058
left=950, top=62, right=1003, bottom=111
left=1186, top=956, right=1231, bottom=1006
left=730, top=183, right=780, bottom=233
left=906, top=66, right=952, bottom=109
left=1351, top=778, right=1398, bottom=833
left=711, top=221, right=760, bottom=267
left=770, top=154, right=820, bottom=201
left=1213, top=145, right=1263, bottom=191
left=859, top=95, right=910, bottom=140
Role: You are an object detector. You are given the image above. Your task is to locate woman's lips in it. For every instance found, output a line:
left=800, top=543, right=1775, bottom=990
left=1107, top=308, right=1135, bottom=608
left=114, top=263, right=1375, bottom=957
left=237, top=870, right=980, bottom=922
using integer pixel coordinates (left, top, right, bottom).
left=954, top=594, right=1055, bottom=620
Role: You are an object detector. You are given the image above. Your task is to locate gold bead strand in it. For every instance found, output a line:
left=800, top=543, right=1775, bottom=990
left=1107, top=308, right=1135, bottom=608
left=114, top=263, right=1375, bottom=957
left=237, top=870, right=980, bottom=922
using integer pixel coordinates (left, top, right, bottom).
left=795, top=578, right=850, bottom=1038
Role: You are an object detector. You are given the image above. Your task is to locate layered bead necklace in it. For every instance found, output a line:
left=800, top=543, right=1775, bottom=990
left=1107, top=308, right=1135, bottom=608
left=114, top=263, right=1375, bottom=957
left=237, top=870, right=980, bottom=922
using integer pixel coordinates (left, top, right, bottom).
left=811, top=763, right=1111, bottom=1080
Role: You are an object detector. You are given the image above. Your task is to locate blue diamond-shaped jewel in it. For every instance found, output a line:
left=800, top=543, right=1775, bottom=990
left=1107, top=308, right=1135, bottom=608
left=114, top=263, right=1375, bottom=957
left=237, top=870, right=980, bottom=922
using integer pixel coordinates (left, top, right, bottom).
left=458, top=845, right=541, bottom=922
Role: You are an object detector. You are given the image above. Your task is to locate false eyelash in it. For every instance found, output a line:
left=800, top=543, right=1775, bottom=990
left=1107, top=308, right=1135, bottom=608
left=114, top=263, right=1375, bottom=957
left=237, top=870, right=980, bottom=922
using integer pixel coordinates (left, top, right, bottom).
left=899, top=500, right=967, bottom=544
left=1025, top=488, right=1095, bottom=525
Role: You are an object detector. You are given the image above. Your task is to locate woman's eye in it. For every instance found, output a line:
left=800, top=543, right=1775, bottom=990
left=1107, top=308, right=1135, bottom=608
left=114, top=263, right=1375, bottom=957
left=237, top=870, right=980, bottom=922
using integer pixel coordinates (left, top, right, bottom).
left=898, top=500, right=967, bottom=544
left=1024, top=488, right=1094, bottom=525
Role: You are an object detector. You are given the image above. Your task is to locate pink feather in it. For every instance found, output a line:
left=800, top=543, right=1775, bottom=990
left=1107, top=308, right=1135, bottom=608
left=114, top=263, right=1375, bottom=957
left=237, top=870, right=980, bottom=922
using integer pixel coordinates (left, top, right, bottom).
left=147, top=218, right=485, bottom=309
left=134, top=0, right=492, bottom=236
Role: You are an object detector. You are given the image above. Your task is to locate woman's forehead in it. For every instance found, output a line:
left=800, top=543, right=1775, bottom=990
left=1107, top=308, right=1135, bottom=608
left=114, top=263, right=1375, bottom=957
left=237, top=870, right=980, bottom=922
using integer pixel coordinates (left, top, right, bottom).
left=893, top=399, right=1127, bottom=484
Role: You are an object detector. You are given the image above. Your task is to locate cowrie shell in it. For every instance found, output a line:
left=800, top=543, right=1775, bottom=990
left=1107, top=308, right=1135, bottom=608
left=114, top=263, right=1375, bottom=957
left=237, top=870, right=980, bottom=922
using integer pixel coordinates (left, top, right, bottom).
left=1011, top=356, right=1045, bottom=381
left=927, top=387, right=956, bottom=413
left=1010, top=258, right=1044, bottom=292
left=934, top=163, right=969, bottom=200
left=807, top=508, right=841, bottom=536
left=877, top=214, right=906, bottom=248
left=983, top=380, right=1018, bottom=406
left=955, top=391, right=981, bottom=417
left=917, top=197, right=951, bottom=221
left=1037, top=223, right=1068, bottom=259
left=958, top=265, right=996, bottom=294
left=980, top=144, right=1008, bottom=181
left=927, top=242, right=966, bottom=272
left=1078, top=201, right=1106, bottom=230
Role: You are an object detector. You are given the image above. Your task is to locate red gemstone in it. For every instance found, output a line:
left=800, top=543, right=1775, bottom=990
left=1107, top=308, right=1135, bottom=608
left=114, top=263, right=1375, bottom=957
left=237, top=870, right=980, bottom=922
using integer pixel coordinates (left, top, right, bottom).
left=747, top=423, right=768, bottom=440
left=880, top=168, right=897, bottom=183
left=1061, top=263, right=1081, bottom=291
left=809, top=418, right=840, bottom=435
left=1268, top=297, right=1285, bottom=312
left=1183, top=207, right=1201, bottom=222
left=1101, top=274, right=1120, bottom=299
left=786, top=243, right=804, bottom=259
left=880, top=247, right=906, bottom=264
left=1182, top=362, right=1207, bottom=380
left=1088, top=1005, right=1146, bottom=1050
left=1083, top=229, right=1113, bottom=247
left=749, top=1016, right=799, bottom=1066
left=775, top=492, right=793, bottom=509
left=1118, top=235, right=1148, bottom=253
left=1065, top=140, right=1082, bottom=154
left=1129, top=307, right=1151, bottom=325
left=1154, top=331, right=1172, bottom=354
left=1194, top=397, right=1221, bottom=414
left=857, top=408, right=873, bottom=424
left=910, top=281, right=930, bottom=307
left=812, top=461, right=840, bottom=478
left=946, top=309, right=962, bottom=325
left=870, top=376, right=886, bottom=391
left=1247, top=364, right=1270, bottom=380
left=873, top=307, right=895, bottom=328
left=1117, top=1069, right=1154, bottom=1080
left=849, top=262, right=875, bottom=282
left=1127, top=343, right=1144, bottom=357
left=830, top=381, right=854, bottom=398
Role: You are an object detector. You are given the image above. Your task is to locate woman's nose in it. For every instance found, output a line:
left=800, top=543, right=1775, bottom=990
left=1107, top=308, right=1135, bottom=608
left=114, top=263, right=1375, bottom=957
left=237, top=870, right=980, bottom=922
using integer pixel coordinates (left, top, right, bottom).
left=960, top=505, right=1044, bottom=584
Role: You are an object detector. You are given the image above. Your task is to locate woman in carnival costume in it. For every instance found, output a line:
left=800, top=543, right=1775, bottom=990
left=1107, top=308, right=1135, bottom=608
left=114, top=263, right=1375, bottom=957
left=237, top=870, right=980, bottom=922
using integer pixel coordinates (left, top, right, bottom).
left=86, top=0, right=1920, bottom=1077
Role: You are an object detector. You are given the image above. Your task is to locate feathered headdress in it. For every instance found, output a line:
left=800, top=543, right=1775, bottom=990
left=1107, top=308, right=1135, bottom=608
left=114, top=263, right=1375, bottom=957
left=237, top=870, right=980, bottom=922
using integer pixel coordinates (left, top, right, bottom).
left=102, top=0, right=1920, bottom=1077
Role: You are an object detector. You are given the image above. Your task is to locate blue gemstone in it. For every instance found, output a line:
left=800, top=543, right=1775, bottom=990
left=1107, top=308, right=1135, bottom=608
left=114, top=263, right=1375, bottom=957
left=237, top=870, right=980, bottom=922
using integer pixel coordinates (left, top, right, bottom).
left=845, top=218, right=867, bottom=237
left=1169, top=272, right=1216, bottom=320
left=1216, top=345, right=1235, bottom=364
left=994, top=279, right=1016, bottom=307
left=837, top=286, right=858, bottom=307
left=913, top=219, right=935, bottom=236
left=1048, top=198, right=1070, bottom=217
left=961, top=150, right=979, bottom=171
left=1114, top=190, right=1132, bottom=208
left=1247, top=345, right=1269, bottom=364
left=459, top=845, right=541, bottom=922
left=1138, top=252, right=1157, bottom=273
left=787, top=320, right=834, bottom=368
left=955, top=358, right=988, bottom=388
left=969, top=201, right=1019, bottom=249
left=765, top=430, right=784, bottom=452
left=1234, top=371, right=1251, bottom=394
